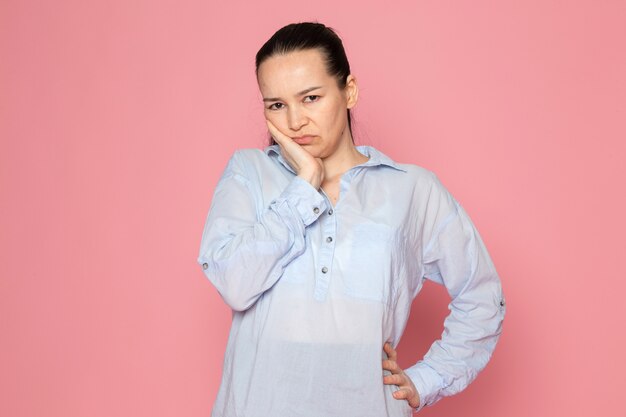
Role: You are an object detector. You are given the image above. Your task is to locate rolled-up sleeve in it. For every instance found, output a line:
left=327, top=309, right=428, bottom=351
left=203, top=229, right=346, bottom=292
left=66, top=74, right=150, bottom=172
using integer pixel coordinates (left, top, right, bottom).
left=197, top=150, right=328, bottom=311
left=404, top=173, right=506, bottom=412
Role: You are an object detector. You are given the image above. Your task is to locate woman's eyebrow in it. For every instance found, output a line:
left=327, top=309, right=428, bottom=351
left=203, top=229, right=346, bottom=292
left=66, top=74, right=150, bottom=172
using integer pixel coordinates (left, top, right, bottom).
left=263, top=86, right=322, bottom=102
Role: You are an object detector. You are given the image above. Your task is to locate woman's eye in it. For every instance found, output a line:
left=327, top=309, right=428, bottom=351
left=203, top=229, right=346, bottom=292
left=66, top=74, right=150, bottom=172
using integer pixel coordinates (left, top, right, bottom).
left=267, top=96, right=318, bottom=110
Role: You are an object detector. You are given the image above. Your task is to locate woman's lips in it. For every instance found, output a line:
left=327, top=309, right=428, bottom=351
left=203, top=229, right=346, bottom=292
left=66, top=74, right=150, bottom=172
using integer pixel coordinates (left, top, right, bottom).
left=292, top=135, right=314, bottom=145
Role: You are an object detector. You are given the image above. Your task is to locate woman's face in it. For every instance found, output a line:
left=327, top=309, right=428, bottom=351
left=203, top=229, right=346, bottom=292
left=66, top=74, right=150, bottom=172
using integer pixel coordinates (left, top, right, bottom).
left=257, top=48, right=357, bottom=159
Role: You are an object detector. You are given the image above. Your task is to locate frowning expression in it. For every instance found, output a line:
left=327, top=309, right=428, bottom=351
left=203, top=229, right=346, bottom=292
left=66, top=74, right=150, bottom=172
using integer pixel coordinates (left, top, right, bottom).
left=257, top=48, right=357, bottom=158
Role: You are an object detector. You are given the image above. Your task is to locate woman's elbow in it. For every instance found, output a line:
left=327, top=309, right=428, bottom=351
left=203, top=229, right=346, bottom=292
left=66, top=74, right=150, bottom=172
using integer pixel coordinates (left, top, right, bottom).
left=199, top=263, right=260, bottom=312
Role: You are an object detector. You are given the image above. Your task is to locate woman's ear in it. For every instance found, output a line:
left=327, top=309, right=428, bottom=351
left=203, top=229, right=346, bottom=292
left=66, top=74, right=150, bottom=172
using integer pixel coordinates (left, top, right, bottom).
left=345, top=74, right=359, bottom=109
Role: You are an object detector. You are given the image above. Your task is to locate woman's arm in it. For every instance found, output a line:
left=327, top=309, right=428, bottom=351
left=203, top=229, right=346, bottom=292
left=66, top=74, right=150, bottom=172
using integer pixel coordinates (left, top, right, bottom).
left=197, top=150, right=328, bottom=311
left=404, top=173, right=506, bottom=412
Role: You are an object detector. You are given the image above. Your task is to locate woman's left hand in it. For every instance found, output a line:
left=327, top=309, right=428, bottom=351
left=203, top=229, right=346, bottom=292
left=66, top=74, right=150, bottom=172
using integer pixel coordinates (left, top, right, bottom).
left=382, top=342, right=421, bottom=409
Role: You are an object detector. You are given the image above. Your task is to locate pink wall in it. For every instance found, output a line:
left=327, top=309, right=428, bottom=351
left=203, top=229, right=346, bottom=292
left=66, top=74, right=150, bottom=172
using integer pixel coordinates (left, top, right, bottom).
left=2, top=1, right=625, bottom=416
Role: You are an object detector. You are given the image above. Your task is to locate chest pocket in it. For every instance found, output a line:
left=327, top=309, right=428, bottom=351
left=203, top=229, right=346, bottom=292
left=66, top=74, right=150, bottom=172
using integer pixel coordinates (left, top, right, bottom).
left=341, top=222, right=394, bottom=303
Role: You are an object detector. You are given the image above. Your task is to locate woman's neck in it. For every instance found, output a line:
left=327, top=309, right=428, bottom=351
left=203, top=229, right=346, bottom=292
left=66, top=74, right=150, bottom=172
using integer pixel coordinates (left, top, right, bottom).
left=321, top=141, right=370, bottom=182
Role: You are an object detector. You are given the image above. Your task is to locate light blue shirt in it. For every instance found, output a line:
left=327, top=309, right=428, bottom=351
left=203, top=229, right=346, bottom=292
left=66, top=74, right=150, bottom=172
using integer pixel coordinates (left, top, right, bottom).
left=197, top=144, right=506, bottom=416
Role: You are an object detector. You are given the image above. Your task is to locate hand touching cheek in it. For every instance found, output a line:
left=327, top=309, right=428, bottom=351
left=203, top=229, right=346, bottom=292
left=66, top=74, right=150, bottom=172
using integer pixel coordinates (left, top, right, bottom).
left=265, top=119, right=325, bottom=189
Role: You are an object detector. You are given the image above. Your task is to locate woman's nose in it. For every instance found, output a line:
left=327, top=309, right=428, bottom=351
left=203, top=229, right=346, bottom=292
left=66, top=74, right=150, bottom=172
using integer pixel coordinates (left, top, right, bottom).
left=287, top=106, right=307, bottom=131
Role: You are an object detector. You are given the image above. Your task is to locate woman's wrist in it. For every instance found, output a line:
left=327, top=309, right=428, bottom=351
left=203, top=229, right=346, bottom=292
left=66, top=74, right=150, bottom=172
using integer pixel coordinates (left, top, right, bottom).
left=297, top=170, right=322, bottom=190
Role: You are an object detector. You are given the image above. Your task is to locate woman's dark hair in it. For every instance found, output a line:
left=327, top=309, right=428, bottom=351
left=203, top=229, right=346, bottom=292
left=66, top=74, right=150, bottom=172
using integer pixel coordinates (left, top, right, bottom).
left=255, top=22, right=354, bottom=146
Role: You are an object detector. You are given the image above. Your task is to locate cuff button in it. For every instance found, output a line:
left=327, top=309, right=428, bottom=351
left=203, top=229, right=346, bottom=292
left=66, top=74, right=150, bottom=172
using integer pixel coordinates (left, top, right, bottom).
left=313, top=207, right=320, bottom=214
left=202, top=263, right=209, bottom=270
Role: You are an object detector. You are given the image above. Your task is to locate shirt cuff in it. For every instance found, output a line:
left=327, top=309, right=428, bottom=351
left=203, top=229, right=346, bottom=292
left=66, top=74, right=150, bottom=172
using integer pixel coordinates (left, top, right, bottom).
left=270, top=175, right=328, bottom=227
left=404, top=361, right=444, bottom=412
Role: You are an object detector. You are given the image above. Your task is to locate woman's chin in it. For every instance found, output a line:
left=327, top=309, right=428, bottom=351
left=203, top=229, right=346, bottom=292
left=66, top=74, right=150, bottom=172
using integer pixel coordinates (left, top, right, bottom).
left=301, top=143, right=319, bottom=155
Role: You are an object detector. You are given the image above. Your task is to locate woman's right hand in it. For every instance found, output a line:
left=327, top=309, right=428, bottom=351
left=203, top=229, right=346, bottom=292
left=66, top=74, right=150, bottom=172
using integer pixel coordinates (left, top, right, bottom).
left=265, top=119, right=325, bottom=190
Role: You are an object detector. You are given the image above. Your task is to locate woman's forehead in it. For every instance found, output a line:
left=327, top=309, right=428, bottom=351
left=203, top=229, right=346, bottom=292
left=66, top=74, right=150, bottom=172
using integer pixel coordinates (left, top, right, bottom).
left=257, top=49, right=332, bottom=94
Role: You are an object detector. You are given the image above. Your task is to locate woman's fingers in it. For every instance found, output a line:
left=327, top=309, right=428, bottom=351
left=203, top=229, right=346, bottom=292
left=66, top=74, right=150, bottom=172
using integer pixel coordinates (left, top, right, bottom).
left=265, top=118, right=324, bottom=188
left=266, top=119, right=304, bottom=171
left=382, top=343, right=400, bottom=375
left=392, top=387, right=412, bottom=399
left=384, top=342, right=397, bottom=361
left=265, top=118, right=292, bottom=146
left=382, top=342, right=421, bottom=408
left=265, top=119, right=302, bottom=162
left=383, top=373, right=403, bottom=384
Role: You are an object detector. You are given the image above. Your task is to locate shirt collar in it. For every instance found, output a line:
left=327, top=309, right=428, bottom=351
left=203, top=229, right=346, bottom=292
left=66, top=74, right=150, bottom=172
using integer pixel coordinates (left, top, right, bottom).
left=263, top=144, right=407, bottom=174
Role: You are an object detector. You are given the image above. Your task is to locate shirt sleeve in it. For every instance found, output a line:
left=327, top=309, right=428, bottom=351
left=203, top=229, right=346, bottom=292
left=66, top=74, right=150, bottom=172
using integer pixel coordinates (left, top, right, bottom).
left=404, top=173, right=506, bottom=412
left=196, top=150, right=328, bottom=311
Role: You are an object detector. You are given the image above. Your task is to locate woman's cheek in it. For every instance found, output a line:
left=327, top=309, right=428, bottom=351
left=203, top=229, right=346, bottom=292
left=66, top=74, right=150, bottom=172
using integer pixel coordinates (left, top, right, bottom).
left=265, top=111, right=281, bottom=125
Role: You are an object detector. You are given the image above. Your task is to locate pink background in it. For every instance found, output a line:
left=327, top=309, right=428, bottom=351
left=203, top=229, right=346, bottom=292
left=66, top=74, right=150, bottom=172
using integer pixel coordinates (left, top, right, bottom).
left=2, top=1, right=625, bottom=416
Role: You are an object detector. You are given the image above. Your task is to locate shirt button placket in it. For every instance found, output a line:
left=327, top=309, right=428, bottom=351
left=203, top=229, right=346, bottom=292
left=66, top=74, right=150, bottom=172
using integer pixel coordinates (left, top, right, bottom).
left=314, top=202, right=337, bottom=302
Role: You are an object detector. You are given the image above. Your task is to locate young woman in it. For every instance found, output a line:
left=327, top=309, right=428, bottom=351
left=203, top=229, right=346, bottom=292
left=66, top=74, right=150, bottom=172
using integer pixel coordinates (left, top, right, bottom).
left=197, top=22, right=506, bottom=417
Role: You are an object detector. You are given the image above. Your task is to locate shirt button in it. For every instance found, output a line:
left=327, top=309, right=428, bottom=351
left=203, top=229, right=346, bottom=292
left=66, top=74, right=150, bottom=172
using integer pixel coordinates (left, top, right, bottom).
left=500, top=300, right=505, bottom=306
left=321, top=266, right=328, bottom=273
left=328, top=209, right=333, bottom=215
left=313, top=207, right=320, bottom=214
left=326, top=236, right=333, bottom=243
left=202, top=263, right=208, bottom=270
